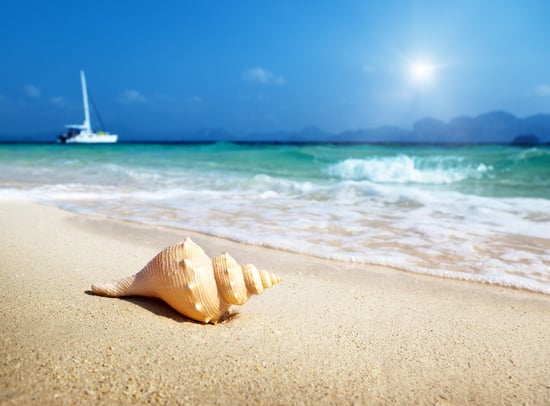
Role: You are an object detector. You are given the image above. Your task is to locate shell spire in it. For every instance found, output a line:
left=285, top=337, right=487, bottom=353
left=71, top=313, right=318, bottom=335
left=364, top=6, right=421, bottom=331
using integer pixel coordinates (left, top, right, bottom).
left=91, top=237, right=282, bottom=324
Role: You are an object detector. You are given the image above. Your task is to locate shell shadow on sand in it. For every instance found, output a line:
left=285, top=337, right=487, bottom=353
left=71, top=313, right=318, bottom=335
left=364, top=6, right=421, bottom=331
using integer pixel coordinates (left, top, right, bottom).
left=85, top=289, right=241, bottom=323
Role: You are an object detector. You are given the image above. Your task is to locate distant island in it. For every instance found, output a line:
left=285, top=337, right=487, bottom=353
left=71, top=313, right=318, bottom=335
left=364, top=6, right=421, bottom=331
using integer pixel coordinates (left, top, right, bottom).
left=2, top=110, right=550, bottom=144
left=109, top=110, right=550, bottom=144
left=242, top=111, right=550, bottom=145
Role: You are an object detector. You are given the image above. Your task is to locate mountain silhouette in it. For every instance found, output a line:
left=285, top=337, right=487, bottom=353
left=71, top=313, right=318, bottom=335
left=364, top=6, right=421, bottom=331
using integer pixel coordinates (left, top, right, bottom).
left=2, top=110, right=550, bottom=143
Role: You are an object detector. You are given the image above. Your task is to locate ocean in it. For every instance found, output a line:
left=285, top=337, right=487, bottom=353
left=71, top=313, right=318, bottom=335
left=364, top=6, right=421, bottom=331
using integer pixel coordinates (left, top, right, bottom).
left=1, top=143, right=549, bottom=294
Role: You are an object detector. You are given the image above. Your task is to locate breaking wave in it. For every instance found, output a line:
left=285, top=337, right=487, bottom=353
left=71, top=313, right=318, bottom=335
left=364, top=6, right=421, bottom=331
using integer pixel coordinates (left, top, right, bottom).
left=326, top=155, right=491, bottom=184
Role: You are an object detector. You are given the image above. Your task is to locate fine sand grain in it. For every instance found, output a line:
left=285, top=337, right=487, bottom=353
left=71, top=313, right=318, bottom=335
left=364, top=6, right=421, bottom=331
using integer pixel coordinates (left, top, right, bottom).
left=1, top=201, right=549, bottom=405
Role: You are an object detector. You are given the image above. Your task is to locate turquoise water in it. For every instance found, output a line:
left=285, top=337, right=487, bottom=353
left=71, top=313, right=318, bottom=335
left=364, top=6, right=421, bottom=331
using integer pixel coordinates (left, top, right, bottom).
left=1, top=143, right=549, bottom=293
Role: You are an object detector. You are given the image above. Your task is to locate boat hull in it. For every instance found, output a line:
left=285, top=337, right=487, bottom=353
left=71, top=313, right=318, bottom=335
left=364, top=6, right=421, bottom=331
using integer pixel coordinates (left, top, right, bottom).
left=61, top=134, right=118, bottom=144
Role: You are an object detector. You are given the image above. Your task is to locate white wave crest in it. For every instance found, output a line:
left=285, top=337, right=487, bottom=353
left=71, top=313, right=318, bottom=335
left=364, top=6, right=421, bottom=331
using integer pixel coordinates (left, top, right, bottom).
left=326, top=155, right=491, bottom=184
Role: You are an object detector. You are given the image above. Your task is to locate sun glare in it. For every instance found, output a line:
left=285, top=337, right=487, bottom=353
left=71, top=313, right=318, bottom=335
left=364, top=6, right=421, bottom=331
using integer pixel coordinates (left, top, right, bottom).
left=408, top=61, right=436, bottom=84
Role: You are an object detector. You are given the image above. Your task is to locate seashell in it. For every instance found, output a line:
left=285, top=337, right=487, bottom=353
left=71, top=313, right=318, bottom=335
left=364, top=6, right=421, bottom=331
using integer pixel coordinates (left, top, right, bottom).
left=91, top=237, right=282, bottom=324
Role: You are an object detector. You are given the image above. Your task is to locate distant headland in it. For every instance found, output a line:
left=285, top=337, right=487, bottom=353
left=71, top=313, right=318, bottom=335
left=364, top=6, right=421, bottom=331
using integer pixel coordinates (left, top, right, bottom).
left=233, top=111, right=550, bottom=145
left=2, top=110, right=550, bottom=144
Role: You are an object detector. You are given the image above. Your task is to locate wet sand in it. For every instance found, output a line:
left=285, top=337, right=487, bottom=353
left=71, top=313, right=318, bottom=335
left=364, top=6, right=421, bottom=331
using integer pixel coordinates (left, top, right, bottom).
left=1, top=201, right=549, bottom=405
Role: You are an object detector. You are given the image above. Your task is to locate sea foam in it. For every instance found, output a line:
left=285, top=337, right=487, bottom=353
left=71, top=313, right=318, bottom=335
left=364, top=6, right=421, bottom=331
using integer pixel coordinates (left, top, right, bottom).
left=1, top=143, right=549, bottom=295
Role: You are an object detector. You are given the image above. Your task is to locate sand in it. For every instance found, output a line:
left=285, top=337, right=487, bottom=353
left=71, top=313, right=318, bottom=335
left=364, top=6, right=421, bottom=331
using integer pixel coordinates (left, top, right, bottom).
left=1, top=201, right=549, bottom=405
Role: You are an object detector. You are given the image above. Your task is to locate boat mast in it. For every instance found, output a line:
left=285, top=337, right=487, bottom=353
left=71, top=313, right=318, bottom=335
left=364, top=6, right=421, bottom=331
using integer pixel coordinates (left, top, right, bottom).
left=80, top=70, right=92, bottom=132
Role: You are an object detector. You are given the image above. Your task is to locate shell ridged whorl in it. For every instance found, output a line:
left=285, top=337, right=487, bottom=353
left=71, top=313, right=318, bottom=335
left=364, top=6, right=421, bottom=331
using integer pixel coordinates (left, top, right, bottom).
left=91, top=237, right=282, bottom=324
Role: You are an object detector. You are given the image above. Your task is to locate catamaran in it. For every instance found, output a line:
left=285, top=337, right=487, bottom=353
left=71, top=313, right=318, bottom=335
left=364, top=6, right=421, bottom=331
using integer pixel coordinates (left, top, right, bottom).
left=58, top=70, right=118, bottom=143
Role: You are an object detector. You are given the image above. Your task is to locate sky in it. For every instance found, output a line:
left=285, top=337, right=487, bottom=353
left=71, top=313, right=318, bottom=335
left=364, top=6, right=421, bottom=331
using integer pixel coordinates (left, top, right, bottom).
left=1, top=0, right=550, bottom=139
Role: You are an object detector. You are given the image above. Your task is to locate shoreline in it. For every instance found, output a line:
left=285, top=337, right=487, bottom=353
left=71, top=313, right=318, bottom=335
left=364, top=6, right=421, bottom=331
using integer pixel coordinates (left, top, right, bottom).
left=1, top=200, right=549, bottom=404
left=28, top=201, right=550, bottom=297
left=77, top=205, right=550, bottom=298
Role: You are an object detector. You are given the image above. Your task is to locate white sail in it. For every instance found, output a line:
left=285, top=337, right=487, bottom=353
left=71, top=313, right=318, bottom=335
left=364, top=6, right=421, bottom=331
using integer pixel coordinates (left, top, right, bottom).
left=80, top=70, right=92, bottom=134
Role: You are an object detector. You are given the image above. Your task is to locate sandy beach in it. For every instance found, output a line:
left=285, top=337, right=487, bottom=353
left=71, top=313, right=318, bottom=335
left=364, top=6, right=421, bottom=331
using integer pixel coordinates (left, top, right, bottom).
left=1, top=200, right=549, bottom=405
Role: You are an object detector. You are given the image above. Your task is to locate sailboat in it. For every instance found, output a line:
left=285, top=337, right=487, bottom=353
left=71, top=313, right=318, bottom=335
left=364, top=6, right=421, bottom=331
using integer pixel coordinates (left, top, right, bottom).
left=58, top=70, right=118, bottom=143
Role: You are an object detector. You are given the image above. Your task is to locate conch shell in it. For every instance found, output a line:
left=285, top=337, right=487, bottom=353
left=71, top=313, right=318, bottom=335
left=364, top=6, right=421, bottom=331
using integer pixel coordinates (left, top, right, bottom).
left=91, top=237, right=282, bottom=324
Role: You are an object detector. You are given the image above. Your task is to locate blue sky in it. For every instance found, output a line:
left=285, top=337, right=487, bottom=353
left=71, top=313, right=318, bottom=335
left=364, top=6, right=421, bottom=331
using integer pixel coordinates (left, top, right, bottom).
left=1, top=0, right=550, bottom=138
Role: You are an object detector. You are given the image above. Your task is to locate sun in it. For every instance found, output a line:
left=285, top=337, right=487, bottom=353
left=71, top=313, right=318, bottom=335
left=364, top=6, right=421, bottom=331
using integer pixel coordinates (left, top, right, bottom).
left=408, top=60, right=436, bottom=84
